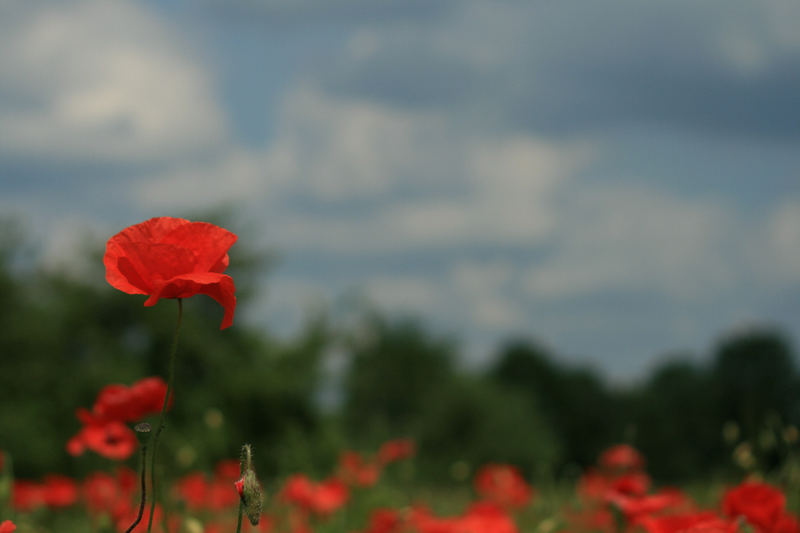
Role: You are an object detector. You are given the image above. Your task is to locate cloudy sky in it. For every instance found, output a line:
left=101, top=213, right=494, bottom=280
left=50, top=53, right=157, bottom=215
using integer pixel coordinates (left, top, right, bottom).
left=1, top=0, right=799, bottom=379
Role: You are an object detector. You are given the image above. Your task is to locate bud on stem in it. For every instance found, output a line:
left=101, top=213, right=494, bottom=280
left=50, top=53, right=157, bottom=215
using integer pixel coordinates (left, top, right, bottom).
left=236, top=444, right=263, bottom=526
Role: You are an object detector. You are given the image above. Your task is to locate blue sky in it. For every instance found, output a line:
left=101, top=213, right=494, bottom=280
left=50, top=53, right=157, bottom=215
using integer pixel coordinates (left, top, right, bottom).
left=1, top=0, right=799, bottom=379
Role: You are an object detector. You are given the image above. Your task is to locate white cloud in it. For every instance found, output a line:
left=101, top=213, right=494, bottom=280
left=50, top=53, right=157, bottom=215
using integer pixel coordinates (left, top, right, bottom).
left=363, top=276, right=442, bottom=312
left=766, top=198, right=800, bottom=282
left=0, top=1, right=227, bottom=161
left=135, top=87, right=589, bottom=252
left=524, top=186, right=737, bottom=299
left=134, top=149, right=273, bottom=209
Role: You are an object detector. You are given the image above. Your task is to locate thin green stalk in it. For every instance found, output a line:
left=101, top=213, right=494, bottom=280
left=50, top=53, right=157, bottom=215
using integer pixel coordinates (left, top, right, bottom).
left=235, top=444, right=247, bottom=533
left=124, top=440, right=148, bottom=533
left=235, top=501, right=245, bottom=533
left=146, top=298, right=183, bottom=533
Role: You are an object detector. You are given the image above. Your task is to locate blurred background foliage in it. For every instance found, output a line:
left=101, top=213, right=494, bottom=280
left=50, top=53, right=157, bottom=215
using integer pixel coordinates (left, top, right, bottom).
left=1, top=215, right=799, bottom=486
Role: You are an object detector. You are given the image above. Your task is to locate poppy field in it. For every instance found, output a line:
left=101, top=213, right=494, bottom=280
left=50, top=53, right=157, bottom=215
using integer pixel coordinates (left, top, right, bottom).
left=2, top=216, right=799, bottom=533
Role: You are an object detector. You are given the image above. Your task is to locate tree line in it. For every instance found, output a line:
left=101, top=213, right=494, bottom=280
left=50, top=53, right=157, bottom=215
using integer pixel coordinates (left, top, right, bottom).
left=0, top=217, right=797, bottom=484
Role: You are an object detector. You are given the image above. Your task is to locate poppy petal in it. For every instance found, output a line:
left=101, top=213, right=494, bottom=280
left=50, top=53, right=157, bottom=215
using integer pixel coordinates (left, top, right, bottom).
left=144, top=272, right=236, bottom=330
left=159, top=222, right=238, bottom=273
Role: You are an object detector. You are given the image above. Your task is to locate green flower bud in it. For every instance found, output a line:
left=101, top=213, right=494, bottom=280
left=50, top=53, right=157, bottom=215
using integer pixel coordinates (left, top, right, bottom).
left=236, top=444, right=263, bottom=526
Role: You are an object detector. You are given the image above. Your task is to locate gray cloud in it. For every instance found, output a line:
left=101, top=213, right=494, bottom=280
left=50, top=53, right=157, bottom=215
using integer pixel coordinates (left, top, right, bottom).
left=322, top=0, right=800, bottom=138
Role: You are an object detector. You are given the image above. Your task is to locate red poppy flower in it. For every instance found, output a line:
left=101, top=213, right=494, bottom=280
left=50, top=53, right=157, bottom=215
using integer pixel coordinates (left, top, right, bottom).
left=128, top=377, right=170, bottom=418
left=280, top=475, right=349, bottom=516
left=12, top=480, right=44, bottom=511
left=599, top=444, right=646, bottom=472
left=67, top=415, right=138, bottom=460
left=608, top=488, right=689, bottom=522
left=377, top=439, right=416, bottom=465
left=104, top=217, right=237, bottom=330
left=338, top=451, right=381, bottom=487
left=362, top=509, right=404, bottom=533
left=0, top=521, right=15, bottom=533
left=637, top=512, right=737, bottom=533
left=84, top=472, right=122, bottom=513
left=609, top=471, right=652, bottom=496
left=460, top=502, right=519, bottom=533
left=42, top=475, right=79, bottom=508
left=723, top=481, right=786, bottom=532
left=773, top=514, right=800, bottom=533
left=175, top=473, right=209, bottom=510
left=473, top=464, right=535, bottom=509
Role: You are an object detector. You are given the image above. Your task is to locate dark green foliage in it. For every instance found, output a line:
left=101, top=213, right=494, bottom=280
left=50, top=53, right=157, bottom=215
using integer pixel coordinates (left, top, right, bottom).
left=341, top=315, right=456, bottom=442
left=417, top=377, right=561, bottom=481
left=630, top=359, right=722, bottom=481
left=489, top=340, right=624, bottom=470
left=712, top=331, right=798, bottom=443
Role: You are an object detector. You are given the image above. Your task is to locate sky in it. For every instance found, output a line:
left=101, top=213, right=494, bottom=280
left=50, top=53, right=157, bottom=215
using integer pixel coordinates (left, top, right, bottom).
left=1, top=0, right=799, bottom=380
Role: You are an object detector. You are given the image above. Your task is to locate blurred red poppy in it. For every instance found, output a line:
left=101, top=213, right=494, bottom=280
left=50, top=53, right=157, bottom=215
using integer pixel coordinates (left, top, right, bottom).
left=12, top=480, right=44, bottom=511
left=338, top=451, right=381, bottom=487
left=41, top=475, right=79, bottom=508
left=104, top=217, right=237, bottom=329
left=377, top=439, right=415, bottom=465
left=83, top=472, right=121, bottom=513
left=473, top=464, right=534, bottom=509
left=608, top=488, right=689, bottom=522
left=599, top=444, right=646, bottom=472
left=723, top=481, right=786, bottom=532
left=175, top=473, right=208, bottom=510
left=637, top=511, right=737, bottom=533
left=67, top=414, right=137, bottom=460
left=362, top=509, right=403, bottom=533
left=0, top=520, right=15, bottom=533
left=281, top=474, right=349, bottom=516
left=772, top=514, right=800, bottom=533
left=67, top=377, right=169, bottom=460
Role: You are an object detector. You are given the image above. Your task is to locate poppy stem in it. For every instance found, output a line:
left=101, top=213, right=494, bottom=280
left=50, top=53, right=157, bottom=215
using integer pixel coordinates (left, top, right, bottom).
left=124, top=440, right=148, bottom=533
left=235, top=499, right=245, bottom=533
left=235, top=444, right=246, bottom=533
left=146, top=298, right=183, bottom=533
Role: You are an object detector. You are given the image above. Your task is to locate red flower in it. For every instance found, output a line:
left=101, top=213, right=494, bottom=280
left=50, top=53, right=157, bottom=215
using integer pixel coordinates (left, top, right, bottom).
left=128, top=377, right=170, bottom=419
left=460, top=502, right=519, bottom=533
left=281, top=475, right=349, bottom=516
left=410, top=502, right=519, bottom=533
left=608, top=488, right=689, bottom=522
left=362, top=509, right=404, bottom=533
left=104, top=217, right=237, bottom=330
left=175, top=473, right=208, bottom=510
left=610, top=471, right=651, bottom=496
left=0, top=521, right=15, bottom=533
left=67, top=414, right=138, bottom=460
left=68, top=377, right=168, bottom=460
left=42, top=475, right=78, bottom=508
left=338, top=451, right=381, bottom=487
left=84, top=472, right=123, bottom=514
left=723, top=481, right=786, bottom=532
left=12, top=480, right=44, bottom=511
left=311, top=478, right=349, bottom=515
left=637, top=512, right=737, bottom=533
left=473, top=464, right=534, bottom=509
left=377, top=439, right=416, bottom=465
left=91, top=378, right=168, bottom=423
left=772, top=514, right=800, bottom=533
left=599, top=444, right=646, bottom=472
left=208, top=478, right=239, bottom=510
